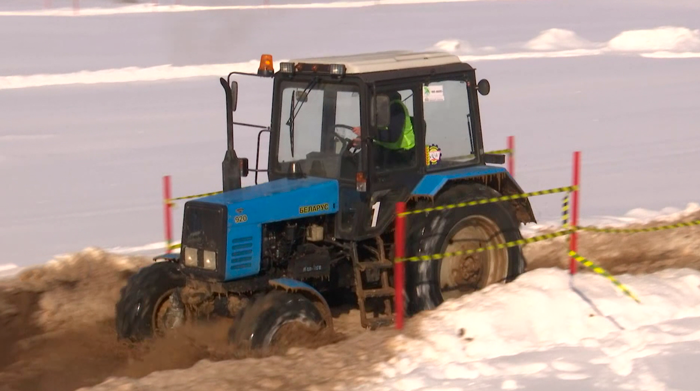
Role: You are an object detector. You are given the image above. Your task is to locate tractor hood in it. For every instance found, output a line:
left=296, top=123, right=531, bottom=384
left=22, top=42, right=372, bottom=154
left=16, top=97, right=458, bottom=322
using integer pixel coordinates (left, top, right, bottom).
left=197, top=177, right=339, bottom=225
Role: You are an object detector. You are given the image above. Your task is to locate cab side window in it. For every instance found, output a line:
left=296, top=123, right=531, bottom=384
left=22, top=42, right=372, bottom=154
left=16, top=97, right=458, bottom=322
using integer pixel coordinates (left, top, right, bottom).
left=373, top=88, right=416, bottom=171
left=422, top=80, right=475, bottom=168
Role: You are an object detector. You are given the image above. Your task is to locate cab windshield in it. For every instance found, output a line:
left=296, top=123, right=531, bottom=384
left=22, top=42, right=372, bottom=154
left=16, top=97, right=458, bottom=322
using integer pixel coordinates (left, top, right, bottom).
left=275, top=79, right=361, bottom=180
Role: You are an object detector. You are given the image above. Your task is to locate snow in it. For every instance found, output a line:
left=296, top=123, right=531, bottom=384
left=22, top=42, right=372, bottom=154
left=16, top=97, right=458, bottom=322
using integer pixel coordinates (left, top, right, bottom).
left=0, top=60, right=279, bottom=91
left=606, top=27, right=700, bottom=53
left=0, top=0, right=496, bottom=17
left=366, top=268, right=700, bottom=390
left=524, top=29, right=596, bottom=51
left=438, top=26, right=700, bottom=61
left=0, top=263, right=21, bottom=279
left=3, top=26, right=700, bottom=90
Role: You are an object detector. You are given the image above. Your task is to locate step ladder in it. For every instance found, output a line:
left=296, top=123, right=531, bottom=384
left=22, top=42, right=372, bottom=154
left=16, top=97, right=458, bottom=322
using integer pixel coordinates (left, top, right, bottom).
left=351, top=237, right=395, bottom=330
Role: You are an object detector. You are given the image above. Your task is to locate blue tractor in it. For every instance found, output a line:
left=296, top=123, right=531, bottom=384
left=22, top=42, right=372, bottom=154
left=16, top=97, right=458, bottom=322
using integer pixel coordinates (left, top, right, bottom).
left=115, top=51, right=536, bottom=351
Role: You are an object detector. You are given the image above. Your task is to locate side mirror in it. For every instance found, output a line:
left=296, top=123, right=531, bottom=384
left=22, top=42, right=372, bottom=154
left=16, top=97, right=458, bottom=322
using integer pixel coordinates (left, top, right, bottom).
left=477, top=79, right=490, bottom=96
left=239, top=157, right=249, bottom=177
left=230, top=80, right=239, bottom=112
left=372, top=95, right=391, bottom=128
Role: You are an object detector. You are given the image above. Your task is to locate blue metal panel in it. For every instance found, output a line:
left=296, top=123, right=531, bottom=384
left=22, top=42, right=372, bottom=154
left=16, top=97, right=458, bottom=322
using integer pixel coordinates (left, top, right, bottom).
left=224, top=224, right=262, bottom=280
left=412, top=165, right=508, bottom=196
left=201, top=177, right=339, bottom=224
left=198, top=178, right=340, bottom=281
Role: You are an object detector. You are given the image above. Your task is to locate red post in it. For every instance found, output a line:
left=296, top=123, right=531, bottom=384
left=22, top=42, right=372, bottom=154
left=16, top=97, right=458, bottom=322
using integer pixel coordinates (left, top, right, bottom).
left=394, top=202, right=406, bottom=330
left=44, top=0, right=52, bottom=8
left=73, top=0, right=79, bottom=14
left=163, top=176, right=173, bottom=254
left=507, top=135, right=515, bottom=177
left=569, top=152, right=581, bottom=274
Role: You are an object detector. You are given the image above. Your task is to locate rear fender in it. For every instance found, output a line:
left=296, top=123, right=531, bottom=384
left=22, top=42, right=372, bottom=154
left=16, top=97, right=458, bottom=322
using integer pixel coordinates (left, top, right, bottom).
left=411, top=166, right=536, bottom=224
left=269, top=278, right=333, bottom=328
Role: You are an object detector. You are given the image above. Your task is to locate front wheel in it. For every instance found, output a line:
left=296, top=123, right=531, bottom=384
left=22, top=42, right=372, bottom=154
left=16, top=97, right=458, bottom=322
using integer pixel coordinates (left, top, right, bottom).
left=115, top=261, right=186, bottom=341
left=229, top=290, right=328, bottom=353
left=405, top=183, right=525, bottom=314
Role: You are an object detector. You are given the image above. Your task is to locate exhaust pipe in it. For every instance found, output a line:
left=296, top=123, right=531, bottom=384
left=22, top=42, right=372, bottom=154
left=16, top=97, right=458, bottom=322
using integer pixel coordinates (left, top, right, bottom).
left=220, top=77, right=241, bottom=192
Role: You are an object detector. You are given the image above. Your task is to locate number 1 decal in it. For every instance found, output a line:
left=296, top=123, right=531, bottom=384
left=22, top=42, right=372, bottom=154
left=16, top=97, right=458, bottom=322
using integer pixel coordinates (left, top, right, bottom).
left=371, top=201, right=381, bottom=227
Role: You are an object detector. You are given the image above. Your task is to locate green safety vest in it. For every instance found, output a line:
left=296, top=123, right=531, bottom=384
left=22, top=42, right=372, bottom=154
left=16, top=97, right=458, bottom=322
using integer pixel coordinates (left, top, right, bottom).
left=374, top=99, right=415, bottom=150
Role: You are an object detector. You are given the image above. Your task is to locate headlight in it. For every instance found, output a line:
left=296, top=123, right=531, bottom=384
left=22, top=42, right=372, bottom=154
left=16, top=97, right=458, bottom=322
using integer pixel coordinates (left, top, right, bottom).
left=202, top=250, right=217, bottom=270
left=184, top=247, right=198, bottom=267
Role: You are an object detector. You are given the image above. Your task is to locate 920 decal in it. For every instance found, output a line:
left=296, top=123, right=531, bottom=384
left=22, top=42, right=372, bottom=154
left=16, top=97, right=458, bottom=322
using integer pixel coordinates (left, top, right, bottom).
left=234, top=214, right=248, bottom=223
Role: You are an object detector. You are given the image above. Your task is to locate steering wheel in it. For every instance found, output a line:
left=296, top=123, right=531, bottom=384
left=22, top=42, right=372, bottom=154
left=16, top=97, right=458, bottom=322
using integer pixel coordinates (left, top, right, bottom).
left=333, top=124, right=361, bottom=155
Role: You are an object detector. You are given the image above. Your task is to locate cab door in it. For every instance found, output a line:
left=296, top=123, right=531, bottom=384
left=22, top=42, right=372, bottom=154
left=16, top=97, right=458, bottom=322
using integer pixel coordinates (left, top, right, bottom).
left=360, top=83, right=425, bottom=239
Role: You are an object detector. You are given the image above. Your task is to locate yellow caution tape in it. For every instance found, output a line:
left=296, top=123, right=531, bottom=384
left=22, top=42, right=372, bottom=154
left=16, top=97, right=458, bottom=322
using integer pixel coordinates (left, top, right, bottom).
left=399, top=186, right=579, bottom=216
left=569, top=250, right=640, bottom=303
left=166, top=190, right=224, bottom=205
left=485, top=148, right=512, bottom=155
left=561, top=193, right=570, bottom=228
left=577, top=220, right=700, bottom=234
left=396, top=229, right=575, bottom=263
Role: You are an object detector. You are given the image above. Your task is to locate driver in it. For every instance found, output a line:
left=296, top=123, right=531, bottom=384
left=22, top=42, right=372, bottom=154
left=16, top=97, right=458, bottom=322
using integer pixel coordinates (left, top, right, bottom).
left=351, top=91, right=415, bottom=167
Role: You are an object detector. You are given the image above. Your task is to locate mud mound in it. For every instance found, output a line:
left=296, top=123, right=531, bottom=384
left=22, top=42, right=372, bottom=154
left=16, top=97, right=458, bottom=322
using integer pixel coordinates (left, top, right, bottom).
left=0, top=250, right=229, bottom=391
left=0, top=249, right=367, bottom=391
left=524, top=209, right=700, bottom=274
left=82, top=327, right=399, bottom=391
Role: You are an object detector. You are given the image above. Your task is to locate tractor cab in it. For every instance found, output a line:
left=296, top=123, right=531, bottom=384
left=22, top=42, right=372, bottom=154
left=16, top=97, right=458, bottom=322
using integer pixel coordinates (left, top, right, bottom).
left=223, top=51, right=499, bottom=241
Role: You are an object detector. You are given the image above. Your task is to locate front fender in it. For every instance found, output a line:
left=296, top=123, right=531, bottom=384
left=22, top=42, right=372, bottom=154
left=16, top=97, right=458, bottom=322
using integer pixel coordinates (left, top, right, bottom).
left=269, top=278, right=333, bottom=328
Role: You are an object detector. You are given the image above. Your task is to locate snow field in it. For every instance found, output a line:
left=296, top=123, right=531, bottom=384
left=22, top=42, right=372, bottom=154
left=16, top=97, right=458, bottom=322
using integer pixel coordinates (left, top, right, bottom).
left=445, top=26, right=700, bottom=60
left=368, top=267, right=700, bottom=390
left=2, top=26, right=697, bottom=91
left=0, top=0, right=495, bottom=17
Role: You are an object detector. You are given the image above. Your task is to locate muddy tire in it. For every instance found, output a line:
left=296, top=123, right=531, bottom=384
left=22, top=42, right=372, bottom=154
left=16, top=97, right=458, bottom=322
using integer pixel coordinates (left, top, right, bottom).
left=405, top=183, right=525, bottom=314
left=229, top=290, right=327, bottom=352
left=115, top=261, right=186, bottom=341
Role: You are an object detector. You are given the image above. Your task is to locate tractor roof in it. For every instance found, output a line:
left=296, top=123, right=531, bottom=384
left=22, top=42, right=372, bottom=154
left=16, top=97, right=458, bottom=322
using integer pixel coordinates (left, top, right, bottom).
left=288, top=50, right=467, bottom=74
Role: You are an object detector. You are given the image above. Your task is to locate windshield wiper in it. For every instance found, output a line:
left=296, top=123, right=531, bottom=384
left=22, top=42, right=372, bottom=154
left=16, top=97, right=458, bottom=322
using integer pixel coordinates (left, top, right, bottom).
left=285, top=77, right=319, bottom=158
left=288, top=92, right=295, bottom=157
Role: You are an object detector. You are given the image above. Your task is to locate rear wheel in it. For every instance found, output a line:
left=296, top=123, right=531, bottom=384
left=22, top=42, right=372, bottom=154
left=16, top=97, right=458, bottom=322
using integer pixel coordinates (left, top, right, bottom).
left=229, top=290, right=328, bottom=353
left=115, top=262, right=186, bottom=341
left=405, top=183, right=525, bottom=314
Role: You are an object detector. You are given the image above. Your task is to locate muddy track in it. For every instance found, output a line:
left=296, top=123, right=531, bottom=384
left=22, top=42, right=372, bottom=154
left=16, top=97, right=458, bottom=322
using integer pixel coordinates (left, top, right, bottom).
left=0, top=250, right=382, bottom=391
left=1, top=211, right=699, bottom=391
